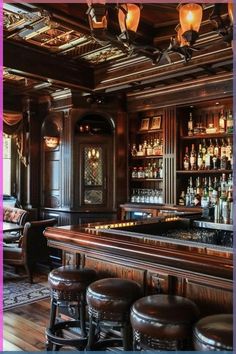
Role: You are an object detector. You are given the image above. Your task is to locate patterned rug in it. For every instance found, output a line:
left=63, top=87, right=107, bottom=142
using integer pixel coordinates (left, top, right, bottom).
left=3, top=270, right=50, bottom=311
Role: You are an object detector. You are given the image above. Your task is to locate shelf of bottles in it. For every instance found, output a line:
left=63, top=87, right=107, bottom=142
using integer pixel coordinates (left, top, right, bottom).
left=178, top=107, right=233, bottom=224
left=130, top=129, right=163, bottom=204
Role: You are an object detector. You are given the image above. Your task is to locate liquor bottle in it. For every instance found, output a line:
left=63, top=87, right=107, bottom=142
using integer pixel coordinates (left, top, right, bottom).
left=197, top=144, right=203, bottom=170
left=226, top=110, right=233, bottom=134
left=131, top=144, right=137, bottom=156
left=201, top=177, right=209, bottom=208
left=185, top=186, right=191, bottom=206
left=132, top=167, right=137, bottom=178
left=153, top=139, right=159, bottom=155
left=152, top=162, right=157, bottom=179
left=219, top=109, right=226, bottom=133
left=226, top=138, right=232, bottom=161
left=179, top=191, right=186, bottom=206
left=142, top=140, right=147, bottom=155
left=211, top=177, right=219, bottom=206
left=208, top=177, right=213, bottom=206
left=220, top=149, right=228, bottom=170
left=227, top=188, right=233, bottom=224
left=212, top=139, right=220, bottom=170
left=146, top=141, right=153, bottom=156
left=183, top=146, right=190, bottom=170
left=201, top=139, right=207, bottom=169
left=159, top=161, right=163, bottom=179
left=190, top=144, right=197, bottom=170
left=188, top=112, right=193, bottom=136
left=205, top=139, right=214, bottom=170
left=195, top=177, right=201, bottom=206
left=189, top=177, right=195, bottom=206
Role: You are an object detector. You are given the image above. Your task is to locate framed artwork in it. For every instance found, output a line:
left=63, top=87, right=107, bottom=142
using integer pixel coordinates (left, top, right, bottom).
left=140, top=118, right=150, bottom=131
left=150, top=116, right=162, bottom=130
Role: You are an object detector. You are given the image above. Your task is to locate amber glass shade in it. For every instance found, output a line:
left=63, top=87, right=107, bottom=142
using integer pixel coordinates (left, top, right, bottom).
left=118, top=4, right=140, bottom=33
left=228, top=2, right=234, bottom=24
left=179, top=3, right=202, bottom=34
left=44, top=136, right=59, bottom=148
left=88, top=3, right=107, bottom=30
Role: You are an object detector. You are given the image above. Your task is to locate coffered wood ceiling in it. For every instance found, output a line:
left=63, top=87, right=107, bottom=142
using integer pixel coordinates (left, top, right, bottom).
left=3, top=3, right=233, bottom=99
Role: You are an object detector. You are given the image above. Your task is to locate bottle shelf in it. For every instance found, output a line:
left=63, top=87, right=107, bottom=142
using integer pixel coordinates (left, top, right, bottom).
left=131, top=178, right=163, bottom=182
left=131, top=155, right=163, bottom=160
left=176, top=169, right=232, bottom=175
left=180, top=133, right=233, bottom=140
left=137, top=129, right=163, bottom=135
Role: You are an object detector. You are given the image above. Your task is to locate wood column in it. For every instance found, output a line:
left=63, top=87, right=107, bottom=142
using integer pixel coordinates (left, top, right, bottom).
left=163, top=107, right=176, bottom=205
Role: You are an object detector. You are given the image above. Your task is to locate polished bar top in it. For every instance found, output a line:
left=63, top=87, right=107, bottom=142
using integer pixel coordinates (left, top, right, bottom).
left=44, top=217, right=233, bottom=281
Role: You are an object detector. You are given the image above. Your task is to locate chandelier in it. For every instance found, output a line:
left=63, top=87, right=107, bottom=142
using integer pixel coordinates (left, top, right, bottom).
left=87, top=2, right=233, bottom=64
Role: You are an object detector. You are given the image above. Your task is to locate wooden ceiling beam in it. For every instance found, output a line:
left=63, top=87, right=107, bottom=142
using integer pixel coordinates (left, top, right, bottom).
left=93, top=47, right=233, bottom=93
left=4, top=40, right=94, bottom=92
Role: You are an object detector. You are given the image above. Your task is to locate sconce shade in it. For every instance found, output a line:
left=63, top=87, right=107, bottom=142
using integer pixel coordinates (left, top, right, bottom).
left=88, top=3, right=107, bottom=30
left=228, top=2, right=234, bottom=24
left=179, top=3, right=202, bottom=45
left=44, top=136, right=59, bottom=149
left=118, top=4, right=140, bottom=33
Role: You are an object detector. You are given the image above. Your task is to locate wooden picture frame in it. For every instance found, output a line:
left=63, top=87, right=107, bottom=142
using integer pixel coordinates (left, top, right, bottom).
left=150, top=116, right=162, bottom=130
left=140, top=118, right=150, bottom=131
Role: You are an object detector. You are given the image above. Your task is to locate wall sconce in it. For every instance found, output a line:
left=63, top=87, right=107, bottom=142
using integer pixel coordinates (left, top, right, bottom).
left=44, top=136, right=59, bottom=149
left=179, top=3, right=203, bottom=45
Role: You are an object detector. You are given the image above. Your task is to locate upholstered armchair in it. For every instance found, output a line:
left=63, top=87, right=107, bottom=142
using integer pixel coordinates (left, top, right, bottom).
left=3, top=218, right=57, bottom=283
left=3, top=207, right=28, bottom=243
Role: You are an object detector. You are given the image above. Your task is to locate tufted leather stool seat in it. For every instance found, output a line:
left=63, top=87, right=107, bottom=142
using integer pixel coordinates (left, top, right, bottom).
left=86, top=277, right=142, bottom=350
left=131, top=294, right=199, bottom=351
left=45, top=265, right=97, bottom=351
left=193, top=314, right=233, bottom=351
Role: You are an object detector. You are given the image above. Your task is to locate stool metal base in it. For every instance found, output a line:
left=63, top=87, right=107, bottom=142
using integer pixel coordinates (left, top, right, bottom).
left=46, top=320, right=87, bottom=351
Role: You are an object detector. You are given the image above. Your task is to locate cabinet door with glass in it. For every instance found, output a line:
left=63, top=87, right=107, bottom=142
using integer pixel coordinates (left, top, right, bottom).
left=76, top=137, right=113, bottom=210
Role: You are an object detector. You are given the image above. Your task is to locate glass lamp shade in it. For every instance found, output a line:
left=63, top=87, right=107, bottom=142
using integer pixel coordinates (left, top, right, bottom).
left=118, top=4, right=140, bottom=33
left=179, top=3, right=202, bottom=34
left=44, top=136, right=59, bottom=148
left=88, top=4, right=107, bottom=30
left=228, top=2, right=234, bottom=25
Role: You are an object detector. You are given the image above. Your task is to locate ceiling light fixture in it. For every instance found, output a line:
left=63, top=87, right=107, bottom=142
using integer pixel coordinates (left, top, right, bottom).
left=210, top=3, right=233, bottom=44
left=178, top=3, right=203, bottom=45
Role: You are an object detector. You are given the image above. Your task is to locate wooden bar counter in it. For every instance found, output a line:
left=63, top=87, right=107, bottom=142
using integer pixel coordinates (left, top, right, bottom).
left=44, top=217, right=233, bottom=317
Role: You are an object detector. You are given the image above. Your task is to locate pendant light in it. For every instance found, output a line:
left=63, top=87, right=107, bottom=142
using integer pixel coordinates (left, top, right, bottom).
left=179, top=3, right=202, bottom=45
left=118, top=4, right=140, bottom=34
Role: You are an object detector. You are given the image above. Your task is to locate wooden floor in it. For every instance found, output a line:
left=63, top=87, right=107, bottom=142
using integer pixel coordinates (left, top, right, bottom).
left=3, top=299, right=51, bottom=351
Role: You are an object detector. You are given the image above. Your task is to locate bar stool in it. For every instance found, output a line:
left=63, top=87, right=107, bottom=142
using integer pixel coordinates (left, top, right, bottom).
left=86, top=277, right=142, bottom=350
left=45, top=265, right=97, bottom=351
left=193, top=314, right=233, bottom=351
left=130, top=294, right=199, bottom=350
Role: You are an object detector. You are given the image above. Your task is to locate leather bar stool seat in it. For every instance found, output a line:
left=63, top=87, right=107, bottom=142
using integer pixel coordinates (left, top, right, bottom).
left=45, top=265, right=97, bottom=351
left=86, top=277, right=142, bottom=350
left=131, top=294, right=199, bottom=351
left=193, top=314, right=233, bottom=351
